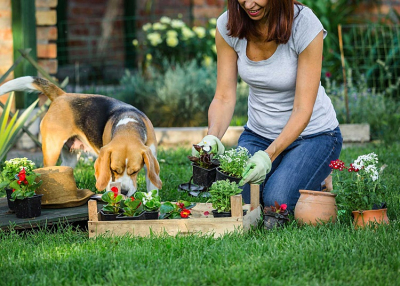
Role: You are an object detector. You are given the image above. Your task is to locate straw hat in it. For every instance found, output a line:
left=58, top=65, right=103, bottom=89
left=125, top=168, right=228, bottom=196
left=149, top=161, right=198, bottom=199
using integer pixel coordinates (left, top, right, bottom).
left=33, top=166, right=94, bottom=208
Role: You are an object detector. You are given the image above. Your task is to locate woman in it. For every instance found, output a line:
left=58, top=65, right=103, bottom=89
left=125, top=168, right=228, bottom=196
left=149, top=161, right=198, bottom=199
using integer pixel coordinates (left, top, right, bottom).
left=196, top=0, right=342, bottom=211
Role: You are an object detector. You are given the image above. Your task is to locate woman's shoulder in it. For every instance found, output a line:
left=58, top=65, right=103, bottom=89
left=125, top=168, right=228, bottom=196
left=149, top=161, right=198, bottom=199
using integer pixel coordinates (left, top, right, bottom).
left=217, top=10, right=228, bottom=27
left=293, top=5, right=321, bottom=26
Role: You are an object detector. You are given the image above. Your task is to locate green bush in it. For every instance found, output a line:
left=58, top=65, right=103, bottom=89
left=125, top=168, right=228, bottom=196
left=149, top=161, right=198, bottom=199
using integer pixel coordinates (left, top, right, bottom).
left=327, top=71, right=400, bottom=143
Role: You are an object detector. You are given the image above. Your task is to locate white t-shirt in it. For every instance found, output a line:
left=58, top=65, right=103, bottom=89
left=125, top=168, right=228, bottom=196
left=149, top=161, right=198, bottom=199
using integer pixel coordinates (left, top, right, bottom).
left=217, top=5, right=339, bottom=139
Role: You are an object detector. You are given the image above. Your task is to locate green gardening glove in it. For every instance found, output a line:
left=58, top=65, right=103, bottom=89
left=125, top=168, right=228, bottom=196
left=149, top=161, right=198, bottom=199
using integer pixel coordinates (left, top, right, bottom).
left=239, top=150, right=272, bottom=186
left=191, top=135, right=225, bottom=156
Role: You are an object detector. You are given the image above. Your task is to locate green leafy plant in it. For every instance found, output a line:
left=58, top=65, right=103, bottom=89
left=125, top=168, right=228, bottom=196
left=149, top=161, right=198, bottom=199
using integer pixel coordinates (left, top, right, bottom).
left=188, top=144, right=219, bottom=169
left=121, top=197, right=144, bottom=217
left=134, top=190, right=161, bottom=211
left=331, top=153, right=386, bottom=212
left=101, top=187, right=123, bottom=214
left=159, top=200, right=196, bottom=219
left=0, top=157, right=37, bottom=189
left=263, top=201, right=289, bottom=218
left=0, top=93, right=39, bottom=162
left=208, top=179, right=242, bottom=213
left=7, top=167, right=42, bottom=201
left=218, top=147, right=250, bottom=178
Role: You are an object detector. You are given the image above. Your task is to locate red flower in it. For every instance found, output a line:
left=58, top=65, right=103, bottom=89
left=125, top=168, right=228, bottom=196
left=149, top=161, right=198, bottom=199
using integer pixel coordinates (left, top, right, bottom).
left=17, top=180, right=22, bottom=185
left=204, top=211, right=210, bottom=216
left=111, top=186, right=119, bottom=198
left=131, top=197, right=135, bottom=201
left=280, top=204, right=287, bottom=211
left=329, top=159, right=346, bottom=171
left=176, top=202, right=185, bottom=209
left=23, top=180, right=28, bottom=185
left=325, top=71, right=332, bottom=78
left=12, top=189, right=15, bottom=192
left=180, top=209, right=191, bottom=218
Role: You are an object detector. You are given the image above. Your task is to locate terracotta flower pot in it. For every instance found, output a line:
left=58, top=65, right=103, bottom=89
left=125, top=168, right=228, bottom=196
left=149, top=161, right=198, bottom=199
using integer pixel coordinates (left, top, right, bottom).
left=294, top=189, right=337, bottom=226
left=352, top=209, right=389, bottom=228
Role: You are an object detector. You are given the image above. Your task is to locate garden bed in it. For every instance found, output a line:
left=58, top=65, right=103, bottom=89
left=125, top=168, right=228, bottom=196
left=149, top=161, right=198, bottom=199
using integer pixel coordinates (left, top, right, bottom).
left=88, top=185, right=261, bottom=238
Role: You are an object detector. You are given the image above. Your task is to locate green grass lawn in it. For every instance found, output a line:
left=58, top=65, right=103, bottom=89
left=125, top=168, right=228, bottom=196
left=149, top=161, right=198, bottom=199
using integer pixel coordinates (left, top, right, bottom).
left=1, top=143, right=400, bottom=286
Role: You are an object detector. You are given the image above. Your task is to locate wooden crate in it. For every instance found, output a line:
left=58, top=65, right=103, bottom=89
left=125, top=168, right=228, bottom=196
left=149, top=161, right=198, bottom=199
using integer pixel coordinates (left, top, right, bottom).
left=88, top=185, right=261, bottom=238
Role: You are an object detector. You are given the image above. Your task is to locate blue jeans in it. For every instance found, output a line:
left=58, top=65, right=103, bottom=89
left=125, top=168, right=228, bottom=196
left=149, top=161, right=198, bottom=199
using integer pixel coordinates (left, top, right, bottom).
left=238, top=126, right=343, bottom=212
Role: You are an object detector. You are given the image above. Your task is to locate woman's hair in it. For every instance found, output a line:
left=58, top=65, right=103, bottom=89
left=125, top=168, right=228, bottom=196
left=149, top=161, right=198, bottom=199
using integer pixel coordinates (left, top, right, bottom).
left=226, top=0, right=304, bottom=44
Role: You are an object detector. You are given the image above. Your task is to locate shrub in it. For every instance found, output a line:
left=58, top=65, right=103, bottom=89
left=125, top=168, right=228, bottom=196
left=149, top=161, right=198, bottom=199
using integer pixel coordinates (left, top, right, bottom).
left=133, top=16, right=217, bottom=69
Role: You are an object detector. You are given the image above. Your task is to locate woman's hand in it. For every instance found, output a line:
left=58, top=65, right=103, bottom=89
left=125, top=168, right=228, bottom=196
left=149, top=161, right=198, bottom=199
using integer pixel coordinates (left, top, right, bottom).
left=239, top=150, right=272, bottom=186
left=192, top=135, right=225, bottom=156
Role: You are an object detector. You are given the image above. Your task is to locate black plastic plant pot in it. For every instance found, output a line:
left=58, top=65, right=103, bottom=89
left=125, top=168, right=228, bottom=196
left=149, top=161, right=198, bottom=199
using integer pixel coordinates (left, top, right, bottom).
left=5, top=188, right=15, bottom=211
left=14, top=194, right=43, bottom=219
left=192, top=163, right=217, bottom=188
left=100, top=210, right=122, bottom=221
left=144, top=211, right=159, bottom=220
left=116, top=212, right=146, bottom=220
left=216, top=167, right=242, bottom=184
left=263, top=214, right=289, bottom=230
left=212, top=209, right=247, bottom=218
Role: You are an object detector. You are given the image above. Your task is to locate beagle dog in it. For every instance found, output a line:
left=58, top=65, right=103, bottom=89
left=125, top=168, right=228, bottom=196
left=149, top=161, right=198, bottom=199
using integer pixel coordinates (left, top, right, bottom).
left=0, top=76, right=162, bottom=196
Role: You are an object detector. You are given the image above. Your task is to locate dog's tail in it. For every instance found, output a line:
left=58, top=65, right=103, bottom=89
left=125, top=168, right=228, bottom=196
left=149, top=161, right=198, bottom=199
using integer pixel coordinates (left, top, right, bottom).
left=0, top=76, right=65, bottom=101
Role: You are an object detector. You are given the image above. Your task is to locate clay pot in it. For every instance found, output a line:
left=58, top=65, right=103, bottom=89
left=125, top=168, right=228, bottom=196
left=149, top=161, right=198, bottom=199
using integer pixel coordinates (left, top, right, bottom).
left=294, top=189, right=337, bottom=226
left=352, top=209, right=389, bottom=228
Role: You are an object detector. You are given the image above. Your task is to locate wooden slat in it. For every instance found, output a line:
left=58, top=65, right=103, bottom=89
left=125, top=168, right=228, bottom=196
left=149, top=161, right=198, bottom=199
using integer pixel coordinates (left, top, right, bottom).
left=230, top=195, right=243, bottom=218
left=88, top=217, right=244, bottom=238
left=250, top=184, right=260, bottom=211
left=88, top=200, right=98, bottom=222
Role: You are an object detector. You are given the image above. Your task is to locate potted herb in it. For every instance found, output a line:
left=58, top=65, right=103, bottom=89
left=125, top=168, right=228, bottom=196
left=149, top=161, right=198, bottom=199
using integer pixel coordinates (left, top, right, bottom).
left=134, top=190, right=161, bottom=219
left=208, top=179, right=244, bottom=217
left=330, top=153, right=389, bottom=228
left=263, top=201, right=289, bottom=229
left=216, top=147, right=250, bottom=184
left=187, top=144, right=219, bottom=188
left=117, top=197, right=145, bottom=220
left=159, top=200, right=196, bottom=219
left=6, top=167, right=43, bottom=218
left=100, top=187, right=123, bottom=221
left=0, top=158, right=38, bottom=211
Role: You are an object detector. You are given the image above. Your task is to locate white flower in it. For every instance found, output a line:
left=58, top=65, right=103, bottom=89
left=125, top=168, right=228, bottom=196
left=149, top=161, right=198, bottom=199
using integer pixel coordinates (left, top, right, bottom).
left=171, top=19, right=185, bottom=29
left=353, top=152, right=378, bottom=170
left=182, top=26, right=195, bottom=40
left=209, top=28, right=216, bottom=38
left=142, top=23, right=152, bottom=31
left=147, top=32, right=162, bottom=46
left=160, top=16, right=171, bottom=24
left=166, top=36, right=179, bottom=47
left=202, top=145, right=211, bottom=152
left=166, top=30, right=178, bottom=38
left=193, top=26, right=206, bottom=38
left=203, top=56, right=213, bottom=67
left=153, top=22, right=166, bottom=30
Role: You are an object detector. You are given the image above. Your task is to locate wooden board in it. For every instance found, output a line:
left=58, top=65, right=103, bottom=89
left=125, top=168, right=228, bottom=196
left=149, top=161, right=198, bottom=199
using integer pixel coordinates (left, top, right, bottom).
left=0, top=197, right=104, bottom=230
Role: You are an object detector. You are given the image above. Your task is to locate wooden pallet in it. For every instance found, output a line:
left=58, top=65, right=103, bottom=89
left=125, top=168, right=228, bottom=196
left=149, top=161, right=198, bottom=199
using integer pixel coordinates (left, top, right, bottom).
left=88, top=185, right=262, bottom=238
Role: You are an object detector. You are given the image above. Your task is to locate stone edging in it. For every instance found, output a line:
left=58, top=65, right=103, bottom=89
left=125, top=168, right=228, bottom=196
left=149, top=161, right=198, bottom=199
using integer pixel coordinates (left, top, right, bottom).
left=155, top=124, right=370, bottom=148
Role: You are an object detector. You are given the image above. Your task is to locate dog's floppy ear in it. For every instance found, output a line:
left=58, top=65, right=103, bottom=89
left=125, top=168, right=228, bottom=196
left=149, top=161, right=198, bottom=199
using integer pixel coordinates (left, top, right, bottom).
left=94, top=147, right=112, bottom=191
left=142, top=147, right=162, bottom=190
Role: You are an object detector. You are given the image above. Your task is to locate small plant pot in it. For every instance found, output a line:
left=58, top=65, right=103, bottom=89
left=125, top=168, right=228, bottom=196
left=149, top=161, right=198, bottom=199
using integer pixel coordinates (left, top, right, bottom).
left=263, top=213, right=289, bottom=230
left=212, top=209, right=247, bottom=218
left=100, top=210, right=122, bottom=221
left=144, top=211, right=159, bottom=220
left=116, top=212, right=146, bottom=220
left=352, top=209, right=389, bottom=229
left=5, top=187, right=15, bottom=211
left=14, top=194, right=43, bottom=219
left=192, top=163, right=218, bottom=188
left=216, top=167, right=241, bottom=184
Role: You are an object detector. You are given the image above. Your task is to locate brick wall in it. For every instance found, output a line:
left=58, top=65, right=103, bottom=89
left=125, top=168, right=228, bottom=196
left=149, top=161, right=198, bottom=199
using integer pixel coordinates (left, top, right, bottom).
left=192, top=0, right=225, bottom=25
left=36, top=0, right=58, bottom=75
left=0, top=0, right=12, bottom=106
